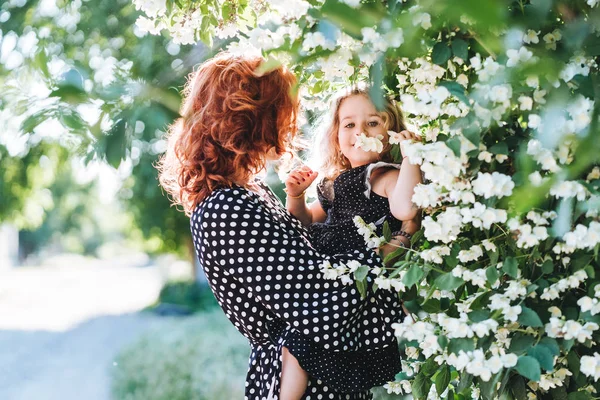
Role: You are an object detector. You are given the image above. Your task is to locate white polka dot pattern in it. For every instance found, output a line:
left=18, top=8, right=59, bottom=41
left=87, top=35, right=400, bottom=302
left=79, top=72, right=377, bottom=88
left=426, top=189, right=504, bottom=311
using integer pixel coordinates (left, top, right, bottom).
left=190, top=182, right=403, bottom=399
left=310, top=164, right=403, bottom=255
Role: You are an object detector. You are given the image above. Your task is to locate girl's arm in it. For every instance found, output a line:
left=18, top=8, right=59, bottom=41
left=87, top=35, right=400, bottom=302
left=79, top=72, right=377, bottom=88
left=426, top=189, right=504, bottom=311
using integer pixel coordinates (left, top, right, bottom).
left=285, top=165, right=326, bottom=226
left=286, top=197, right=326, bottom=226
left=386, top=131, right=423, bottom=221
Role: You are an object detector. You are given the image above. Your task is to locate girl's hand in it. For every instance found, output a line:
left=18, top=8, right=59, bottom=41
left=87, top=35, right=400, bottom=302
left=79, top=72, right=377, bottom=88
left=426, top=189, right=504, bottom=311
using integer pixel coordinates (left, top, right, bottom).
left=397, top=130, right=421, bottom=157
left=285, top=165, right=318, bottom=198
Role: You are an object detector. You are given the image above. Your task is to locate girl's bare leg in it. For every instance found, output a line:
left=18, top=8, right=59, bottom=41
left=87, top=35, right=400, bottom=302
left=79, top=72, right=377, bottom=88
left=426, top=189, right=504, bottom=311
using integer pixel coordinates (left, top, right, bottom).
left=279, top=347, right=308, bottom=400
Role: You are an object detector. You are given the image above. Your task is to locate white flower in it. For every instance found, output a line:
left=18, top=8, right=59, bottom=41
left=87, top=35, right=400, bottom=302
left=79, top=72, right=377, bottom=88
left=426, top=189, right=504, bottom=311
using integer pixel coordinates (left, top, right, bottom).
left=472, top=172, right=515, bottom=199
left=519, top=96, right=533, bottom=110
left=340, top=0, right=361, bottom=7
left=420, top=246, right=451, bottom=264
left=543, top=29, right=562, bottom=50
left=526, top=76, right=540, bottom=88
left=523, top=30, right=540, bottom=44
left=412, top=12, right=432, bottom=30
left=580, top=353, right=600, bottom=381
left=528, top=114, right=542, bottom=129
left=506, top=46, right=533, bottom=67
left=457, top=74, right=469, bottom=87
left=458, top=245, right=484, bottom=263
left=504, top=305, right=522, bottom=322
left=133, top=0, right=167, bottom=18
left=550, top=181, right=588, bottom=201
left=354, top=132, right=384, bottom=153
left=302, top=32, right=336, bottom=52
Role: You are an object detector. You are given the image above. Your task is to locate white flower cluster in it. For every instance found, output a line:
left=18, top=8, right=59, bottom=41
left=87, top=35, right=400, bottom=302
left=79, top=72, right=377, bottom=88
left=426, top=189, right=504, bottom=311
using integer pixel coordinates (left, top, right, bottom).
left=536, top=368, right=573, bottom=391
left=302, top=31, right=336, bottom=53
left=457, top=244, right=484, bottom=263
left=487, top=280, right=531, bottom=321
left=507, top=217, right=550, bottom=249
left=353, top=216, right=384, bottom=248
left=550, top=180, right=589, bottom=201
left=460, top=202, right=508, bottom=230
left=545, top=317, right=599, bottom=342
left=578, top=284, right=600, bottom=316
left=384, top=380, right=412, bottom=395
left=443, top=349, right=518, bottom=382
left=471, top=172, right=515, bottom=199
left=452, top=266, right=488, bottom=288
left=354, top=132, right=384, bottom=153
left=527, top=139, right=560, bottom=172
left=540, top=270, right=587, bottom=300
left=581, top=353, right=600, bottom=382
left=422, top=207, right=463, bottom=243
left=437, top=313, right=499, bottom=338
left=318, top=259, right=362, bottom=285
left=392, top=316, right=441, bottom=357
left=420, top=245, right=451, bottom=264
left=554, top=221, right=600, bottom=254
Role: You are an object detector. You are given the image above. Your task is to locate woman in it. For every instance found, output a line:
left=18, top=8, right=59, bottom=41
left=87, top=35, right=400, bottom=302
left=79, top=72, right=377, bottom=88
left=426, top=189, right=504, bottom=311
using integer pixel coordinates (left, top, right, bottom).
left=158, top=53, right=405, bottom=400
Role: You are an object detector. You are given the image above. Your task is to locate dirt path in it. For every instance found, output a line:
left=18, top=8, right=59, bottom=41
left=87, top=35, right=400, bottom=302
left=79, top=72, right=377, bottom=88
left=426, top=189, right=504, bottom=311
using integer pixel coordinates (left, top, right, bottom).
left=0, top=258, right=170, bottom=400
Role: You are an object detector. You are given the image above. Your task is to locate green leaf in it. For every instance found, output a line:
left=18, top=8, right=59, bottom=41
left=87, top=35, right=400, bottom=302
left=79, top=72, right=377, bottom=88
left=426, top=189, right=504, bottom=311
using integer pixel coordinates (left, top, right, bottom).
left=434, top=272, right=464, bottom=291
left=489, top=142, right=509, bottom=155
left=411, top=373, right=432, bottom=399
left=354, top=265, right=369, bottom=281
left=509, top=335, right=536, bottom=355
left=421, top=298, right=441, bottom=313
left=486, top=266, right=499, bottom=285
left=510, top=375, right=527, bottom=400
left=451, top=38, right=469, bottom=60
left=355, top=278, right=367, bottom=299
left=568, top=392, right=593, bottom=400
left=515, top=356, right=541, bottom=382
left=541, top=259, right=554, bottom=274
left=518, top=306, right=543, bottom=328
left=369, top=55, right=386, bottom=111
left=321, top=0, right=386, bottom=37
left=105, top=119, right=127, bottom=168
left=435, top=365, right=451, bottom=395
left=468, top=310, right=490, bottom=322
left=539, top=337, right=560, bottom=356
left=432, top=42, right=452, bottom=65
left=446, top=137, right=462, bottom=157
left=503, top=257, right=519, bottom=278
left=422, top=358, right=439, bottom=376
left=567, top=351, right=581, bottom=377
left=383, top=221, right=392, bottom=243
left=528, top=345, right=555, bottom=371
left=448, top=338, right=475, bottom=354
left=403, top=264, right=424, bottom=288
left=438, top=80, right=470, bottom=105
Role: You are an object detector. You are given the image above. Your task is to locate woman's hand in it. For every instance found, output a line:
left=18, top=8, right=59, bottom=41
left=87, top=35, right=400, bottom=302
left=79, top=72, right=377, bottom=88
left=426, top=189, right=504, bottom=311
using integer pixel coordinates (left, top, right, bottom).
left=285, top=165, right=318, bottom=198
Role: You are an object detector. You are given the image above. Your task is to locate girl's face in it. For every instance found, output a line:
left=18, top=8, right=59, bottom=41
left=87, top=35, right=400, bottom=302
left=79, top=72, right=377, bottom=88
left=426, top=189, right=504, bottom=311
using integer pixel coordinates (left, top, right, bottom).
left=337, top=94, right=388, bottom=168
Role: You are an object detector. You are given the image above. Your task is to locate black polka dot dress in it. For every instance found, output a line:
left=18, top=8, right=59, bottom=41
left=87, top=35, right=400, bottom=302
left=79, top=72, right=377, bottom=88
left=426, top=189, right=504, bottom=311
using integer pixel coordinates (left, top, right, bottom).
left=190, top=180, right=403, bottom=400
left=309, top=162, right=403, bottom=255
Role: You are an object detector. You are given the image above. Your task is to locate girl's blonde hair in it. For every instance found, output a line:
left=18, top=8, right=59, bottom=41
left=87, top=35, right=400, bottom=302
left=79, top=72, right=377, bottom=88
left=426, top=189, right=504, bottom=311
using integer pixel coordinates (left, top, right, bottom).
left=314, top=88, right=407, bottom=180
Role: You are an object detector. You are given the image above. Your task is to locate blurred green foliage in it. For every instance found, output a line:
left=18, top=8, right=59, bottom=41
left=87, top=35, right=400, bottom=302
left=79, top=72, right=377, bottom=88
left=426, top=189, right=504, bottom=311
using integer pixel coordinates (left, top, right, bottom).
left=0, top=0, right=217, bottom=257
left=111, top=310, right=249, bottom=400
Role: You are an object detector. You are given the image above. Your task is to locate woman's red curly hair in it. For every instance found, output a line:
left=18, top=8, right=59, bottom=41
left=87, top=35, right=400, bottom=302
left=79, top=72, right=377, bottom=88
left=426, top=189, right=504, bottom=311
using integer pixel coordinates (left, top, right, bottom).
left=158, top=53, right=299, bottom=215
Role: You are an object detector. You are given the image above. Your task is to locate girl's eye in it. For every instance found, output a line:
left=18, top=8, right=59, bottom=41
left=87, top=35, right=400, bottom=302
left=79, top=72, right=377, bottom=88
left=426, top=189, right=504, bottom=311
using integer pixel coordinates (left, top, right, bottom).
left=344, top=123, right=355, bottom=128
left=367, top=121, right=379, bottom=127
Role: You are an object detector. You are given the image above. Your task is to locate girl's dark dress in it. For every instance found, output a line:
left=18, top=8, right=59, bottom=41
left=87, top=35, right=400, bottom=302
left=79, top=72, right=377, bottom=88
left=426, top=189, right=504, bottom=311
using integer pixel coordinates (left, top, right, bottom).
left=309, top=162, right=403, bottom=255
left=190, top=173, right=403, bottom=400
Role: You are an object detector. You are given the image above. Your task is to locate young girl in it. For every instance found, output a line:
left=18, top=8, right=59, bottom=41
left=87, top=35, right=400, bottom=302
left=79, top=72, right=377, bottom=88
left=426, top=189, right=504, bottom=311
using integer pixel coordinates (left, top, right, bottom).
left=285, top=88, right=422, bottom=256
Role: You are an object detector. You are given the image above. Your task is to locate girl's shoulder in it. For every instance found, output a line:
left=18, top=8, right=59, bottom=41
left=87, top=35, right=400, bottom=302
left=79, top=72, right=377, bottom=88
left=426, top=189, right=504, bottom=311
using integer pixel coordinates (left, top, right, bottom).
left=193, top=185, right=260, bottom=218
